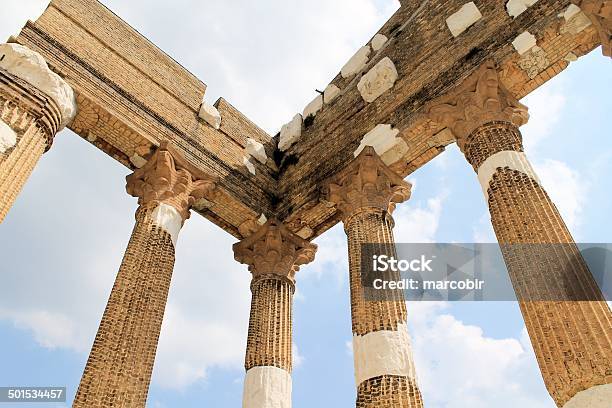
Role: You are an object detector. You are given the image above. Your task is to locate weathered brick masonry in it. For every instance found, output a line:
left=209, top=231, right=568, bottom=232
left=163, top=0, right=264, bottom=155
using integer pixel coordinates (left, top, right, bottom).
left=1, top=0, right=611, bottom=407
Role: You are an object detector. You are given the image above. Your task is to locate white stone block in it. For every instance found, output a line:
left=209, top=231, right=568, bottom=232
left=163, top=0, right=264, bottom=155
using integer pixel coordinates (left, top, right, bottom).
left=0, top=119, right=17, bottom=153
left=246, top=138, right=267, bottom=164
left=371, top=34, right=388, bottom=51
left=297, top=226, right=314, bottom=239
left=129, top=153, right=148, bottom=168
left=243, top=156, right=256, bottom=175
left=380, top=138, right=409, bottom=166
left=323, top=84, right=341, bottom=104
left=303, top=94, right=323, bottom=118
left=357, top=57, right=398, bottom=103
left=563, top=384, right=612, bottom=408
left=258, top=213, right=267, bottom=225
left=198, top=100, right=221, bottom=129
left=477, top=150, right=540, bottom=203
left=341, top=46, right=371, bottom=78
left=446, top=2, right=483, bottom=37
left=151, top=203, right=183, bottom=247
left=0, top=43, right=76, bottom=128
left=506, top=0, right=539, bottom=18
left=243, top=366, right=292, bottom=408
left=354, top=124, right=400, bottom=158
left=512, top=31, right=537, bottom=55
left=561, top=6, right=592, bottom=34
left=563, top=4, right=581, bottom=20
left=278, top=114, right=302, bottom=151
left=352, top=322, right=416, bottom=386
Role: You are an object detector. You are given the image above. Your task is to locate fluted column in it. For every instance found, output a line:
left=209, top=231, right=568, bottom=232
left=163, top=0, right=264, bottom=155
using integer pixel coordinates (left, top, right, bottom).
left=74, top=143, right=216, bottom=408
left=233, top=219, right=317, bottom=408
left=0, top=43, right=76, bottom=222
left=427, top=61, right=612, bottom=407
left=326, top=146, right=423, bottom=408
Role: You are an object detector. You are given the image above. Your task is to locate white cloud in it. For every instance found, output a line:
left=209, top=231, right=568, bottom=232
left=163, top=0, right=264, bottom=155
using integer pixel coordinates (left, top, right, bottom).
left=520, top=83, right=567, bottom=152
left=406, top=302, right=554, bottom=408
left=393, top=192, right=446, bottom=243
left=293, top=344, right=305, bottom=369
left=533, top=159, right=587, bottom=232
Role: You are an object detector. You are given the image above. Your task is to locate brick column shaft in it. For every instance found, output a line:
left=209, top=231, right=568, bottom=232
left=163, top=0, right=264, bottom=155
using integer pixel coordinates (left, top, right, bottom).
left=327, top=147, right=423, bottom=408
left=73, top=204, right=177, bottom=407
left=464, top=122, right=611, bottom=407
left=74, top=144, right=216, bottom=408
left=234, top=219, right=316, bottom=408
left=427, top=61, right=612, bottom=407
left=245, top=277, right=293, bottom=372
left=0, top=43, right=76, bottom=222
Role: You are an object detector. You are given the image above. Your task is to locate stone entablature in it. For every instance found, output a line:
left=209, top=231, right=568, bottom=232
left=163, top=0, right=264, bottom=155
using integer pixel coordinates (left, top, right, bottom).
left=8, top=0, right=605, bottom=241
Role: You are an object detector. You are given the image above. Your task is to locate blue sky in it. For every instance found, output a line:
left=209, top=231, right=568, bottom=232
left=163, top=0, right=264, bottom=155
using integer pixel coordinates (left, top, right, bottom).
left=0, top=1, right=610, bottom=407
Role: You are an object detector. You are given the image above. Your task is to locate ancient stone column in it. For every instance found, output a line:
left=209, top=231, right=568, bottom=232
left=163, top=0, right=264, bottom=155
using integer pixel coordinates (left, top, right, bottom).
left=0, top=43, right=76, bottom=222
left=73, top=143, right=216, bottom=408
left=233, top=219, right=317, bottom=408
left=326, top=146, right=423, bottom=408
left=427, top=61, right=612, bottom=407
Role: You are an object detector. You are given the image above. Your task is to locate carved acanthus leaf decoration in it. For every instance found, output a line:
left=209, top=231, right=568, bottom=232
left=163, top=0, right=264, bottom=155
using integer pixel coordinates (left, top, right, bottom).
left=426, top=61, right=529, bottom=150
left=126, top=142, right=217, bottom=221
left=325, top=146, right=411, bottom=221
left=233, top=218, right=317, bottom=283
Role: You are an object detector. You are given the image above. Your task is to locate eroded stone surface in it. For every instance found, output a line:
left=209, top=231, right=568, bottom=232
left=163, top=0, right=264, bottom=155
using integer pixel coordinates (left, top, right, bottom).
left=243, top=366, right=292, bottom=408
left=446, top=2, right=482, bottom=37
left=354, top=124, right=400, bottom=157
left=198, top=100, right=221, bottom=129
left=563, top=384, right=612, bottom=408
left=323, top=84, right=341, bottom=104
left=352, top=322, right=416, bottom=386
left=243, top=156, right=256, bottom=175
left=512, top=31, right=538, bottom=54
left=303, top=94, right=323, bottom=118
left=129, top=153, right=147, bottom=168
left=279, top=114, right=302, bottom=151
left=506, top=0, right=539, bottom=18
left=246, top=138, right=267, bottom=164
left=357, top=57, right=398, bottom=103
left=371, top=33, right=388, bottom=51
left=341, top=46, right=371, bottom=78
left=0, top=119, right=17, bottom=153
left=0, top=43, right=76, bottom=127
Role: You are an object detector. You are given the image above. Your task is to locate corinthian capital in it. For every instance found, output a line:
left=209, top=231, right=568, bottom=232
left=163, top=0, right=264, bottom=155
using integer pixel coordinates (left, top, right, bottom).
left=126, top=142, right=217, bottom=221
left=426, top=61, right=529, bottom=150
left=233, top=218, right=317, bottom=284
left=325, top=146, right=411, bottom=222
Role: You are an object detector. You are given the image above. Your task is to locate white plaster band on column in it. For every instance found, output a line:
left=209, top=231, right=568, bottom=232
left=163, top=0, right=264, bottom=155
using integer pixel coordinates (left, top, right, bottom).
left=352, top=322, right=416, bottom=386
left=0, top=119, right=17, bottom=153
left=562, top=384, right=612, bottom=408
left=0, top=43, right=77, bottom=128
left=243, top=366, right=292, bottom=408
left=477, top=150, right=540, bottom=203
left=151, top=203, right=183, bottom=247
